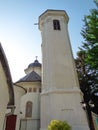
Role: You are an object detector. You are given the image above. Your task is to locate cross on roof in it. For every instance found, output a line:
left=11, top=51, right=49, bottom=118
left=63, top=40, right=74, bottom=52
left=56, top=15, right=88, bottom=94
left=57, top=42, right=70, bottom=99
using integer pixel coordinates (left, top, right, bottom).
left=36, top=56, right=38, bottom=60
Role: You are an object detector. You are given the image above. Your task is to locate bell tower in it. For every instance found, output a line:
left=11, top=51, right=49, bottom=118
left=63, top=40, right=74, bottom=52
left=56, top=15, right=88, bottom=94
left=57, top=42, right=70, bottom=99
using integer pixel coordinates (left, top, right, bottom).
left=39, top=10, right=89, bottom=130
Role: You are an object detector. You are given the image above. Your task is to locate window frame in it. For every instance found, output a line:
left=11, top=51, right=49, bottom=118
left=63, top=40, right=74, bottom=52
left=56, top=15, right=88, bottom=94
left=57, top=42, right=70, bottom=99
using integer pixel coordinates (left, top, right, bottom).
left=25, top=101, right=33, bottom=118
left=53, top=19, right=61, bottom=30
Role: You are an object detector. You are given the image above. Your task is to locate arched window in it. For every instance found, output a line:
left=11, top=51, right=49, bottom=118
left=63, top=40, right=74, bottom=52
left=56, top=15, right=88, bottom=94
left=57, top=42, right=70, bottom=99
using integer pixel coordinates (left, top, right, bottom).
left=53, top=20, right=61, bottom=30
left=25, top=101, right=33, bottom=118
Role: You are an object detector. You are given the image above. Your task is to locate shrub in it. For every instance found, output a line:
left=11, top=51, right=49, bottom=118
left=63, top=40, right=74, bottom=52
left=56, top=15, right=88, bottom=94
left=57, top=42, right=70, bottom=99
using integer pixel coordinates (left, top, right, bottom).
left=48, top=120, right=71, bottom=130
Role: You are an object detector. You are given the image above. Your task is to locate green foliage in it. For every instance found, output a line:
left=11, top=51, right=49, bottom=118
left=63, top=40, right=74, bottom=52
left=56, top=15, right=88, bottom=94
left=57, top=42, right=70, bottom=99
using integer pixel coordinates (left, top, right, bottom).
left=75, top=1, right=98, bottom=115
left=48, top=120, right=71, bottom=130
left=75, top=2, right=98, bottom=129
left=75, top=51, right=98, bottom=102
left=80, top=2, right=98, bottom=70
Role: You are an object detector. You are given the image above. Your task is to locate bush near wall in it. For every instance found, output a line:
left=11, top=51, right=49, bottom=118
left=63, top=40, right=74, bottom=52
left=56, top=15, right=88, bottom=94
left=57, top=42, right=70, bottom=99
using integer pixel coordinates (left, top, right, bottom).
left=48, top=120, right=71, bottom=130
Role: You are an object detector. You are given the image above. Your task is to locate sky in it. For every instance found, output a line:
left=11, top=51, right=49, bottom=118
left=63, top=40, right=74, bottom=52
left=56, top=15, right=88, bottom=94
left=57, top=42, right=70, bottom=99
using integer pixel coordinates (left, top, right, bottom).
left=0, top=0, right=96, bottom=82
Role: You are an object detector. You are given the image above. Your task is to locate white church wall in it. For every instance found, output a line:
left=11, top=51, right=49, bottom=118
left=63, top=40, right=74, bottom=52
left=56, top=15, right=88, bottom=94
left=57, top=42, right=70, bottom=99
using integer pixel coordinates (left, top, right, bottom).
left=17, top=82, right=41, bottom=93
left=14, top=84, right=40, bottom=130
left=0, top=62, right=9, bottom=130
left=14, top=85, right=26, bottom=115
left=14, top=85, right=26, bottom=130
left=25, top=66, right=41, bottom=77
left=19, top=93, right=40, bottom=130
left=39, top=10, right=89, bottom=130
left=40, top=15, right=79, bottom=91
left=20, top=93, right=40, bottom=119
left=14, top=80, right=41, bottom=130
left=41, top=90, right=89, bottom=130
left=33, top=67, right=42, bottom=77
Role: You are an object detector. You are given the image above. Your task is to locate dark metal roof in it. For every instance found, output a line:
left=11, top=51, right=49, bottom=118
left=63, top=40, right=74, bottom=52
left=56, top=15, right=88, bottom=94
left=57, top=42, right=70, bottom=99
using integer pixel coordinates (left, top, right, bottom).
left=16, top=71, right=41, bottom=83
left=39, top=9, right=68, bottom=18
left=28, top=59, right=41, bottom=68
left=0, top=43, right=14, bottom=106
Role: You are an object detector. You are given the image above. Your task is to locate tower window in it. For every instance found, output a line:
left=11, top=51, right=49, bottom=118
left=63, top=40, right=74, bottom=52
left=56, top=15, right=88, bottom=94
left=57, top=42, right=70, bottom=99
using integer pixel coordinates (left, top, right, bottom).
left=53, top=20, right=61, bottom=30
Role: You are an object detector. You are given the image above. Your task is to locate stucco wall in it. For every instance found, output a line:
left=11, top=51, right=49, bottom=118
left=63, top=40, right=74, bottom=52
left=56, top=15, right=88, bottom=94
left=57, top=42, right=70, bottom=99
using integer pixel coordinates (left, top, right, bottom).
left=20, top=93, right=40, bottom=119
left=39, top=10, right=89, bottom=130
left=14, top=84, right=26, bottom=130
left=40, top=90, right=89, bottom=130
left=14, top=81, right=41, bottom=130
left=0, top=62, right=9, bottom=130
left=19, top=93, right=40, bottom=130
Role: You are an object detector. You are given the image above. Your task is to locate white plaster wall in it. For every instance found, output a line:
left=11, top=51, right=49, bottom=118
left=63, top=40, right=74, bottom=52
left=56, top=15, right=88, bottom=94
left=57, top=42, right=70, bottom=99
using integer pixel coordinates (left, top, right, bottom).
left=39, top=10, right=89, bottom=130
left=20, top=118, right=40, bottom=130
left=40, top=14, right=79, bottom=91
left=18, top=82, right=41, bottom=93
left=25, top=66, right=41, bottom=76
left=14, top=81, right=41, bottom=130
left=20, top=93, right=40, bottom=119
left=14, top=85, right=26, bottom=115
left=14, top=85, right=26, bottom=130
left=0, top=62, right=9, bottom=130
left=40, top=90, right=89, bottom=130
left=33, top=67, right=42, bottom=76
left=19, top=93, right=40, bottom=130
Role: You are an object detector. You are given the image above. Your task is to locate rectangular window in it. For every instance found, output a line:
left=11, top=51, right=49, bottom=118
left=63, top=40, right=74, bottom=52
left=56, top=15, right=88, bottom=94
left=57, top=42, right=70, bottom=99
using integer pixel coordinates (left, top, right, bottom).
left=25, top=101, right=32, bottom=118
left=33, top=88, right=37, bottom=92
left=28, top=88, right=32, bottom=92
left=53, top=20, right=61, bottom=30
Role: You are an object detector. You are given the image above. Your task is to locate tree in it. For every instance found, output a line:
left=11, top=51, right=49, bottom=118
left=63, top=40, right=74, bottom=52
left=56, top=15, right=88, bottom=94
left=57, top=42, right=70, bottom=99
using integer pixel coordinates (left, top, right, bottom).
left=75, top=51, right=98, bottom=102
left=75, top=51, right=96, bottom=130
left=48, top=120, right=71, bottom=130
left=75, top=0, right=98, bottom=113
left=75, top=1, right=98, bottom=129
left=80, top=1, right=98, bottom=70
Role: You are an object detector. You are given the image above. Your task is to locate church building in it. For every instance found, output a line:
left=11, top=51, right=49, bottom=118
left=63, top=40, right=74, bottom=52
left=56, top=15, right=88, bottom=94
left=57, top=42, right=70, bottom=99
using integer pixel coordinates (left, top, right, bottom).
left=0, top=43, right=15, bottom=130
left=13, top=9, right=89, bottom=130
left=14, top=58, right=41, bottom=130
left=0, top=9, right=90, bottom=130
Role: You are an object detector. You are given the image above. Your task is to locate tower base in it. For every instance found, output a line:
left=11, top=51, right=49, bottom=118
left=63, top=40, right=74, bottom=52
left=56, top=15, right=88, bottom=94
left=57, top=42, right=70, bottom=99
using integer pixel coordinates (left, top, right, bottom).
left=40, top=125, right=89, bottom=130
left=40, top=88, right=90, bottom=130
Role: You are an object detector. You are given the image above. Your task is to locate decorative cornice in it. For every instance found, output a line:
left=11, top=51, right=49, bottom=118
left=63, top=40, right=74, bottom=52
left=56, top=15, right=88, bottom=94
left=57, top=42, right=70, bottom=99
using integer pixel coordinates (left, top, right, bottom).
left=40, top=87, right=82, bottom=96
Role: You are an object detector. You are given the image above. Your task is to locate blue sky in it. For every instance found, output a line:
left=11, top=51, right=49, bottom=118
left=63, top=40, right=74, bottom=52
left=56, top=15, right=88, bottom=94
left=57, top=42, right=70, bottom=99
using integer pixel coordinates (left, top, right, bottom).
left=0, top=0, right=96, bottom=81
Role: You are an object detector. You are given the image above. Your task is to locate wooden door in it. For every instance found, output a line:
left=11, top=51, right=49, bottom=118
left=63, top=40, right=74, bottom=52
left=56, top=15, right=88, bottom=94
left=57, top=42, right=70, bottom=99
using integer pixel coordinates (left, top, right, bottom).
left=5, top=115, right=17, bottom=130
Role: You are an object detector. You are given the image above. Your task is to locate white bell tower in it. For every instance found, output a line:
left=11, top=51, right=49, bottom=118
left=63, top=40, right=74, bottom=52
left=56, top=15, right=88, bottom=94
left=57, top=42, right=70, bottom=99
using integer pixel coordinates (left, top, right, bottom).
left=39, top=10, right=89, bottom=130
